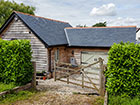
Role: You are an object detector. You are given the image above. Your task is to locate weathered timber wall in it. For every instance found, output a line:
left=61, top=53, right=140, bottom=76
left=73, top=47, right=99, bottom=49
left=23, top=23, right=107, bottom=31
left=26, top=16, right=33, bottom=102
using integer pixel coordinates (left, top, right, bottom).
left=1, top=19, right=48, bottom=72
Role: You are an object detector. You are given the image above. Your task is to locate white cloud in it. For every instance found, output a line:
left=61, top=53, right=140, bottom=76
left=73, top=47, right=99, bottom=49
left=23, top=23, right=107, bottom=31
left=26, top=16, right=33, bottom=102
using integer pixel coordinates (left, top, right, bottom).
left=108, top=17, right=140, bottom=26
left=90, top=3, right=117, bottom=16
left=6, top=0, right=140, bottom=27
left=81, top=17, right=140, bottom=27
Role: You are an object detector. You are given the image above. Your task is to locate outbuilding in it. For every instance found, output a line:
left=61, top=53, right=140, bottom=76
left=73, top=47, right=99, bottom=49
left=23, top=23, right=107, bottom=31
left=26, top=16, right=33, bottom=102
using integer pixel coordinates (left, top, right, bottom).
left=0, top=11, right=136, bottom=73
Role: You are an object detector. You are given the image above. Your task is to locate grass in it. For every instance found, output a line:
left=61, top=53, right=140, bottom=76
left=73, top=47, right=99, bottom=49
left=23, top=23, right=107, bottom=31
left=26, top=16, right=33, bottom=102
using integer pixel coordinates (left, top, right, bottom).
left=0, top=89, right=37, bottom=104
left=0, top=82, right=16, bottom=93
left=92, top=96, right=104, bottom=105
left=0, top=89, right=104, bottom=105
left=0, top=82, right=37, bottom=104
left=108, top=95, right=140, bottom=105
left=0, top=82, right=104, bottom=105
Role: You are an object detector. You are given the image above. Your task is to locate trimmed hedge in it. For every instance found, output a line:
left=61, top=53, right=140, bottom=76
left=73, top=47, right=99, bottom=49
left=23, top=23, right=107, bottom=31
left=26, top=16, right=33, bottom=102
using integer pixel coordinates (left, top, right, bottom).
left=0, top=39, right=33, bottom=85
left=105, top=42, right=140, bottom=97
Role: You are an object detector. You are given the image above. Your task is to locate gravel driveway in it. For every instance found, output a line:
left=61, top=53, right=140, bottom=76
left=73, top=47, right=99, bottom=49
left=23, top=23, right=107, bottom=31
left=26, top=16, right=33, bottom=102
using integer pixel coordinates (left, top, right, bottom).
left=9, top=79, right=103, bottom=105
left=37, top=79, right=98, bottom=95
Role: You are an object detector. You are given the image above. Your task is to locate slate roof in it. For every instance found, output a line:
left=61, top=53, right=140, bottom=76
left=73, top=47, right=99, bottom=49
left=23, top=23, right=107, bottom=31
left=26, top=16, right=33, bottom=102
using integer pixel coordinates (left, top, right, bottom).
left=0, top=11, right=72, bottom=47
left=65, top=26, right=136, bottom=47
left=0, top=12, right=137, bottom=48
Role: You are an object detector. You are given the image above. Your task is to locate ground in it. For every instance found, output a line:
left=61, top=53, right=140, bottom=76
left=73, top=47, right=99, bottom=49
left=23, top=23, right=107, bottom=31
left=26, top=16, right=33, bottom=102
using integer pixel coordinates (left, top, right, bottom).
left=0, top=79, right=104, bottom=105
left=11, top=91, right=103, bottom=105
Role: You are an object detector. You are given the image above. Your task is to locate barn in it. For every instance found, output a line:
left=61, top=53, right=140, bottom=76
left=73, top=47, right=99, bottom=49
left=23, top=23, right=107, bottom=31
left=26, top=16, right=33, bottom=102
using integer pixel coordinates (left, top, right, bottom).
left=0, top=11, right=136, bottom=73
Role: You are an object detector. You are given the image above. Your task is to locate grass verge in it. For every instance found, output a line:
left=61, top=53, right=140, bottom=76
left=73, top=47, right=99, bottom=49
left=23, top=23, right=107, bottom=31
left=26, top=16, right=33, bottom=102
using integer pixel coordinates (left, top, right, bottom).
left=0, top=82, right=16, bottom=93
left=0, top=89, right=37, bottom=104
left=108, top=95, right=140, bottom=105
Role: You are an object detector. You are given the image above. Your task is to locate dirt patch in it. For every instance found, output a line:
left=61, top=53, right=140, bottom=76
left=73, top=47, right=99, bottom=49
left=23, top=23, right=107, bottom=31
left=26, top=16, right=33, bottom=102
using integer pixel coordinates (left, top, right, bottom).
left=5, top=79, right=104, bottom=105
left=12, top=91, right=103, bottom=105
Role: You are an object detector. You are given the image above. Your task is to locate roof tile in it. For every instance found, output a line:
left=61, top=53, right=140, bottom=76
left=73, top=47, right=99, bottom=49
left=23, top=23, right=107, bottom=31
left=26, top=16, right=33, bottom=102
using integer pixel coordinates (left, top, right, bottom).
left=65, top=27, right=136, bottom=47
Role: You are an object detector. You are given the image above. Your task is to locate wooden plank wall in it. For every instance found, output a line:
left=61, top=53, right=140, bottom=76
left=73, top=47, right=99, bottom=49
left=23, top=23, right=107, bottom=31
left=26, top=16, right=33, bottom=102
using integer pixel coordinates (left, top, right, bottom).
left=66, top=48, right=109, bottom=65
left=1, top=18, right=48, bottom=72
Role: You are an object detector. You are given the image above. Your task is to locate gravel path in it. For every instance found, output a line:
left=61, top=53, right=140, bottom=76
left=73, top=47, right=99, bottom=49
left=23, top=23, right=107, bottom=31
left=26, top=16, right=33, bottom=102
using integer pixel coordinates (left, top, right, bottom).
left=6, top=79, right=102, bottom=105
left=37, top=78, right=98, bottom=95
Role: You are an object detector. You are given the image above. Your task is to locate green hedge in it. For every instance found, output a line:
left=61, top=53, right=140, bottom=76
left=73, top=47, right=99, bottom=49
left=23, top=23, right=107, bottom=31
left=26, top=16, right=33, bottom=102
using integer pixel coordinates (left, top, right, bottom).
left=105, top=42, right=140, bottom=97
left=0, top=39, right=33, bottom=85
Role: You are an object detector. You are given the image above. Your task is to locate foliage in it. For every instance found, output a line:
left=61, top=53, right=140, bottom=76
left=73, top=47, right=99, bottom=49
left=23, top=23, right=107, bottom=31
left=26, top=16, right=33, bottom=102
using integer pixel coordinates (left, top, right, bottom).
left=76, top=21, right=107, bottom=27
left=0, top=39, right=33, bottom=85
left=92, top=96, right=104, bottom=105
left=108, top=95, right=140, bottom=105
left=76, top=24, right=87, bottom=27
left=0, top=0, right=35, bottom=27
left=92, top=22, right=107, bottom=27
left=0, top=82, right=16, bottom=92
left=105, top=42, right=140, bottom=96
left=0, top=90, right=36, bottom=104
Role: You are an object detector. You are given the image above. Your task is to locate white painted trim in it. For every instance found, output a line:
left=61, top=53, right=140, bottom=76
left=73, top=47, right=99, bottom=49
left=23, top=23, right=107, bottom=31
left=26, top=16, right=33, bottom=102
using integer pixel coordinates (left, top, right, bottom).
left=64, top=28, right=71, bottom=46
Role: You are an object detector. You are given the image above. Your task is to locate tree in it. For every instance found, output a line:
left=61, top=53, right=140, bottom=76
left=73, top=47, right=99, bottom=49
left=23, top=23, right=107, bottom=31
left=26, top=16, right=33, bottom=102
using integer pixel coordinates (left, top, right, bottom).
left=0, top=0, right=35, bottom=27
left=76, top=24, right=87, bottom=27
left=92, top=22, right=107, bottom=27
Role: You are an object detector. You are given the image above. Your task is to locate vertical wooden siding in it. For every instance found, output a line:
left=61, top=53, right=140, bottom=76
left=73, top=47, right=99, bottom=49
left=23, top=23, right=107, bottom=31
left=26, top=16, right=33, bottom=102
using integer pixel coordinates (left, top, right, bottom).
left=1, top=19, right=48, bottom=72
left=66, top=48, right=109, bottom=65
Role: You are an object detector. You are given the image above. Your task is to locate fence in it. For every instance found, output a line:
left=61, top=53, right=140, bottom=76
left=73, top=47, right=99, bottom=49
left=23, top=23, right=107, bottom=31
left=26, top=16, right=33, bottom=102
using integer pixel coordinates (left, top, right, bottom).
left=54, top=57, right=106, bottom=96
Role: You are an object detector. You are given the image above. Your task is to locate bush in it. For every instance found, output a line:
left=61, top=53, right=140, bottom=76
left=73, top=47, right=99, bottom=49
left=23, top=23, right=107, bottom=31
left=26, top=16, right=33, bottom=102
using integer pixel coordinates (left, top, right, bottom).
left=0, top=39, right=33, bottom=85
left=0, top=82, right=16, bottom=92
left=105, top=42, right=140, bottom=96
left=108, top=95, right=140, bottom=105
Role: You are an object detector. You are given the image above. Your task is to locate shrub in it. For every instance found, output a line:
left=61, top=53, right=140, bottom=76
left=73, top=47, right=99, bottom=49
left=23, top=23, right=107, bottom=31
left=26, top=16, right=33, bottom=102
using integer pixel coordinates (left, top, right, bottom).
left=105, top=42, right=140, bottom=96
left=108, top=95, right=140, bottom=105
left=0, top=39, right=33, bottom=85
left=0, top=82, right=16, bottom=92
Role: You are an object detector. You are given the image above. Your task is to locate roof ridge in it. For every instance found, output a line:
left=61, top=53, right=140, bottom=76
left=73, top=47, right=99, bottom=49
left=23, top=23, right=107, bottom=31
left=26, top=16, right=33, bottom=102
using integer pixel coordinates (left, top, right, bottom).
left=65, top=26, right=136, bottom=29
left=13, top=11, right=69, bottom=24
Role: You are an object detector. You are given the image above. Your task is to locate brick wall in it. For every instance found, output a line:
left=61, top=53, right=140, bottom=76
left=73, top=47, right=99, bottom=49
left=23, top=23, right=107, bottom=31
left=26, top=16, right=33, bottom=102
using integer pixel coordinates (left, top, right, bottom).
left=50, top=47, right=109, bottom=69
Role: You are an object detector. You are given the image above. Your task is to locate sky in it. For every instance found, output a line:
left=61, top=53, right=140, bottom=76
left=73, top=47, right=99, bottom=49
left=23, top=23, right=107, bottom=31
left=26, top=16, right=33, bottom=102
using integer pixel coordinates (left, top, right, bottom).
left=9, top=0, right=140, bottom=27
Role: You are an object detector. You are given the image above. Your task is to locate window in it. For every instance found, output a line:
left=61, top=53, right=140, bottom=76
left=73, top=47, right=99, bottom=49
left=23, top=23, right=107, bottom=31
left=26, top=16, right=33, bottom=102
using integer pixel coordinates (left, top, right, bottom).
left=14, top=16, right=19, bottom=22
left=55, top=48, right=59, bottom=61
left=10, top=38, right=17, bottom=40
left=1, top=34, right=4, bottom=39
left=29, top=31, right=32, bottom=34
left=138, top=37, right=140, bottom=40
left=72, top=50, right=74, bottom=55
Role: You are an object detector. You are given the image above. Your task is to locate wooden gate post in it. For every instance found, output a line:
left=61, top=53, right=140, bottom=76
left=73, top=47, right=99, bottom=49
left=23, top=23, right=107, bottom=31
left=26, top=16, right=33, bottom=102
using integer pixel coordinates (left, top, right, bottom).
left=99, top=58, right=105, bottom=96
left=67, top=75, right=69, bottom=84
left=31, top=61, right=36, bottom=89
left=82, top=69, right=84, bottom=88
left=54, top=60, right=56, bottom=81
